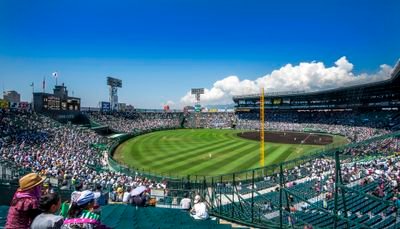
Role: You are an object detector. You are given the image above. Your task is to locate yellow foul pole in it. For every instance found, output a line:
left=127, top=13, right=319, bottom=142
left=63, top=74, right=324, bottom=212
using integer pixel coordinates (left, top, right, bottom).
left=260, top=88, right=265, bottom=167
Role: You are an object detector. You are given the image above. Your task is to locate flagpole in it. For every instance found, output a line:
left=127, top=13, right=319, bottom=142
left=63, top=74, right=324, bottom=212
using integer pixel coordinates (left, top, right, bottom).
left=52, top=72, right=58, bottom=86
left=31, top=82, right=34, bottom=111
left=43, top=76, right=46, bottom=93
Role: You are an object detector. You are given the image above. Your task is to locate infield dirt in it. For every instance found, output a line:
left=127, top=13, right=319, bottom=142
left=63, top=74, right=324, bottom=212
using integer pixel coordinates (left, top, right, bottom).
left=237, top=131, right=333, bottom=145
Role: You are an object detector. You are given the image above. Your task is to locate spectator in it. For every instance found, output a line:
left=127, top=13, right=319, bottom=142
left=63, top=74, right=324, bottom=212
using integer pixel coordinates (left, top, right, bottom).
left=132, top=193, right=146, bottom=207
left=304, top=224, right=313, bottom=229
left=116, top=187, right=124, bottom=202
left=262, top=201, right=272, bottom=213
left=180, top=193, right=192, bottom=211
left=63, top=190, right=107, bottom=229
left=122, top=187, right=131, bottom=203
left=190, top=195, right=209, bottom=220
left=94, top=184, right=108, bottom=206
left=31, top=193, right=64, bottom=229
left=5, top=173, right=45, bottom=229
left=42, top=182, right=54, bottom=195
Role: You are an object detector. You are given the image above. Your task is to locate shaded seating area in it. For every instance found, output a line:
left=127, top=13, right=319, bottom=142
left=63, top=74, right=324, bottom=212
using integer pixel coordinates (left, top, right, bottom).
left=251, top=179, right=321, bottom=212
left=0, top=205, right=8, bottom=227
left=279, top=181, right=399, bottom=228
left=101, top=205, right=239, bottom=229
left=0, top=204, right=243, bottom=229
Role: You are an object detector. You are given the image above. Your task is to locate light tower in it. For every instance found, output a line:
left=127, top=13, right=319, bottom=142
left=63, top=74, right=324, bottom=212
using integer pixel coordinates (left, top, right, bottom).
left=107, top=77, right=122, bottom=111
left=191, top=88, right=204, bottom=127
left=191, top=88, right=204, bottom=111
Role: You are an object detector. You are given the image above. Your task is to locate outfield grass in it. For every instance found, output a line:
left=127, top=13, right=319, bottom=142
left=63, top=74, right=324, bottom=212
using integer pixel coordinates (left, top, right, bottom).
left=114, top=129, right=348, bottom=176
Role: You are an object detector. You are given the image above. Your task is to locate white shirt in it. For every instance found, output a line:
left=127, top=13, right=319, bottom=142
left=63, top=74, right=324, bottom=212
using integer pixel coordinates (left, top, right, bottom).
left=192, top=202, right=209, bottom=219
left=180, top=198, right=191, bottom=209
left=122, top=192, right=131, bottom=203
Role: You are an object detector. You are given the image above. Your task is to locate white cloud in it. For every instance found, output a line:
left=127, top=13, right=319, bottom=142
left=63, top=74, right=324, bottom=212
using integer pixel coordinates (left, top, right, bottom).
left=180, top=56, right=393, bottom=106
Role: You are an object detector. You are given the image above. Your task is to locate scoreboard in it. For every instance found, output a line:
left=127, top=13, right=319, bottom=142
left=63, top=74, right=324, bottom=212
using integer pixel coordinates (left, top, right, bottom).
left=36, top=94, right=80, bottom=112
left=191, top=88, right=204, bottom=95
left=43, top=96, right=61, bottom=110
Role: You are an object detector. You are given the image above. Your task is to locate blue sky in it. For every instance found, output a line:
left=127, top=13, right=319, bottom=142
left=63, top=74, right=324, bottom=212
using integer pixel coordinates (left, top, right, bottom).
left=0, top=0, right=399, bottom=108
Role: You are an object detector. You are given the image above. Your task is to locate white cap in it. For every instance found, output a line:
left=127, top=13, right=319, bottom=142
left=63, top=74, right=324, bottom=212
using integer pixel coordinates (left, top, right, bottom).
left=194, top=195, right=201, bottom=204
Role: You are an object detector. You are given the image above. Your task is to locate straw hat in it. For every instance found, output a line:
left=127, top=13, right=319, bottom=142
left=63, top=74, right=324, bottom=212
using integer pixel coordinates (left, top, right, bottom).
left=18, top=173, right=45, bottom=191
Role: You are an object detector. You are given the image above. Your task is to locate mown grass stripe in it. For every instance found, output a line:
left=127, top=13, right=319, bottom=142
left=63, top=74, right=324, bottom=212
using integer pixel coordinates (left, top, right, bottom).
left=247, top=145, right=295, bottom=168
left=223, top=144, right=282, bottom=173
left=120, top=131, right=225, bottom=165
left=205, top=143, right=280, bottom=174
left=181, top=144, right=260, bottom=175
left=147, top=133, right=192, bottom=156
left=134, top=138, right=234, bottom=167
left=139, top=129, right=220, bottom=154
left=147, top=139, right=241, bottom=169
left=113, top=129, right=347, bottom=176
left=163, top=141, right=252, bottom=173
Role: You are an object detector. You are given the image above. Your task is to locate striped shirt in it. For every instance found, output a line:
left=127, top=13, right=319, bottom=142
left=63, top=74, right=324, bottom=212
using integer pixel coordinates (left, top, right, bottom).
left=80, top=210, right=100, bottom=221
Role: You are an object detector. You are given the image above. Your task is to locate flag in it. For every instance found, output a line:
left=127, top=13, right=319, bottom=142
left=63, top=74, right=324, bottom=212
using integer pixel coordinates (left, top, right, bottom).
left=30, top=82, right=34, bottom=87
left=43, top=77, right=45, bottom=91
left=52, top=72, right=58, bottom=86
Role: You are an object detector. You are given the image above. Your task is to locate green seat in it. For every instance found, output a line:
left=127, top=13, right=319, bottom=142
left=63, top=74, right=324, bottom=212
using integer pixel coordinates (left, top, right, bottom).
left=0, top=205, right=9, bottom=227
left=101, top=204, right=233, bottom=229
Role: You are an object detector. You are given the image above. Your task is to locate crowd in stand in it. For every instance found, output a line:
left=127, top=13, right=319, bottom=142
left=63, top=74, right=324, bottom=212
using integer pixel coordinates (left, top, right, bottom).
left=0, top=111, right=107, bottom=185
left=237, top=110, right=396, bottom=129
left=5, top=172, right=110, bottom=229
left=237, top=119, right=389, bottom=143
left=0, top=110, right=169, bottom=195
left=307, top=154, right=400, bottom=225
left=241, top=136, right=400, bottom=226
left=236, top=135, right=398, bottom=198
left=5, top=171, right=209, bottom=229
left=1, top=108, right=400, bottom=228
left=86, top=111, right=181, bottom=133
left=1, top=110, right=398, bottom=192
left=238, top=111, right=397, bottom=141
left=184, top=112, right=235, bottom=129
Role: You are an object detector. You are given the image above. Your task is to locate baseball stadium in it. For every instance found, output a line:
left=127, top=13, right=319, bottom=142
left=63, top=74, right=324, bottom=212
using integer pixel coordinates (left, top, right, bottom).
left=103, top=62, right=400, bottom=229
left=0, top=61, right=398, bottom=228
left=1, top=1, right=400, bottom=228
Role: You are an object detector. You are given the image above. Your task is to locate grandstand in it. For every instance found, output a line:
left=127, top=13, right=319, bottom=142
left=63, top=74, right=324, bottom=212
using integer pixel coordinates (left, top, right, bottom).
left=234, top=60, right=400, bottom=113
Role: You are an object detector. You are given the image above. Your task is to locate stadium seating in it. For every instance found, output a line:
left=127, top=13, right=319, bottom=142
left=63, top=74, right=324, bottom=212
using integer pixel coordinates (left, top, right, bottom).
left=0, top=205, right=8, bottom=227
left=1, top=97, right=399, bottom=229
left=282, top=181, right=398, bottom=228
left=0, top=204, right=246, bottom=228
left=101, top=205, right=240, bottom=229
left=86, top=111, right=182, bottom=133
left=183, top=112, right=234, bottom=129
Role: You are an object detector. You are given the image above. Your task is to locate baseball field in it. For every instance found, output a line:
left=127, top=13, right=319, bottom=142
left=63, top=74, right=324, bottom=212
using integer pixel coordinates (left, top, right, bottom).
left=113, top=129, right=348, bottom=176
